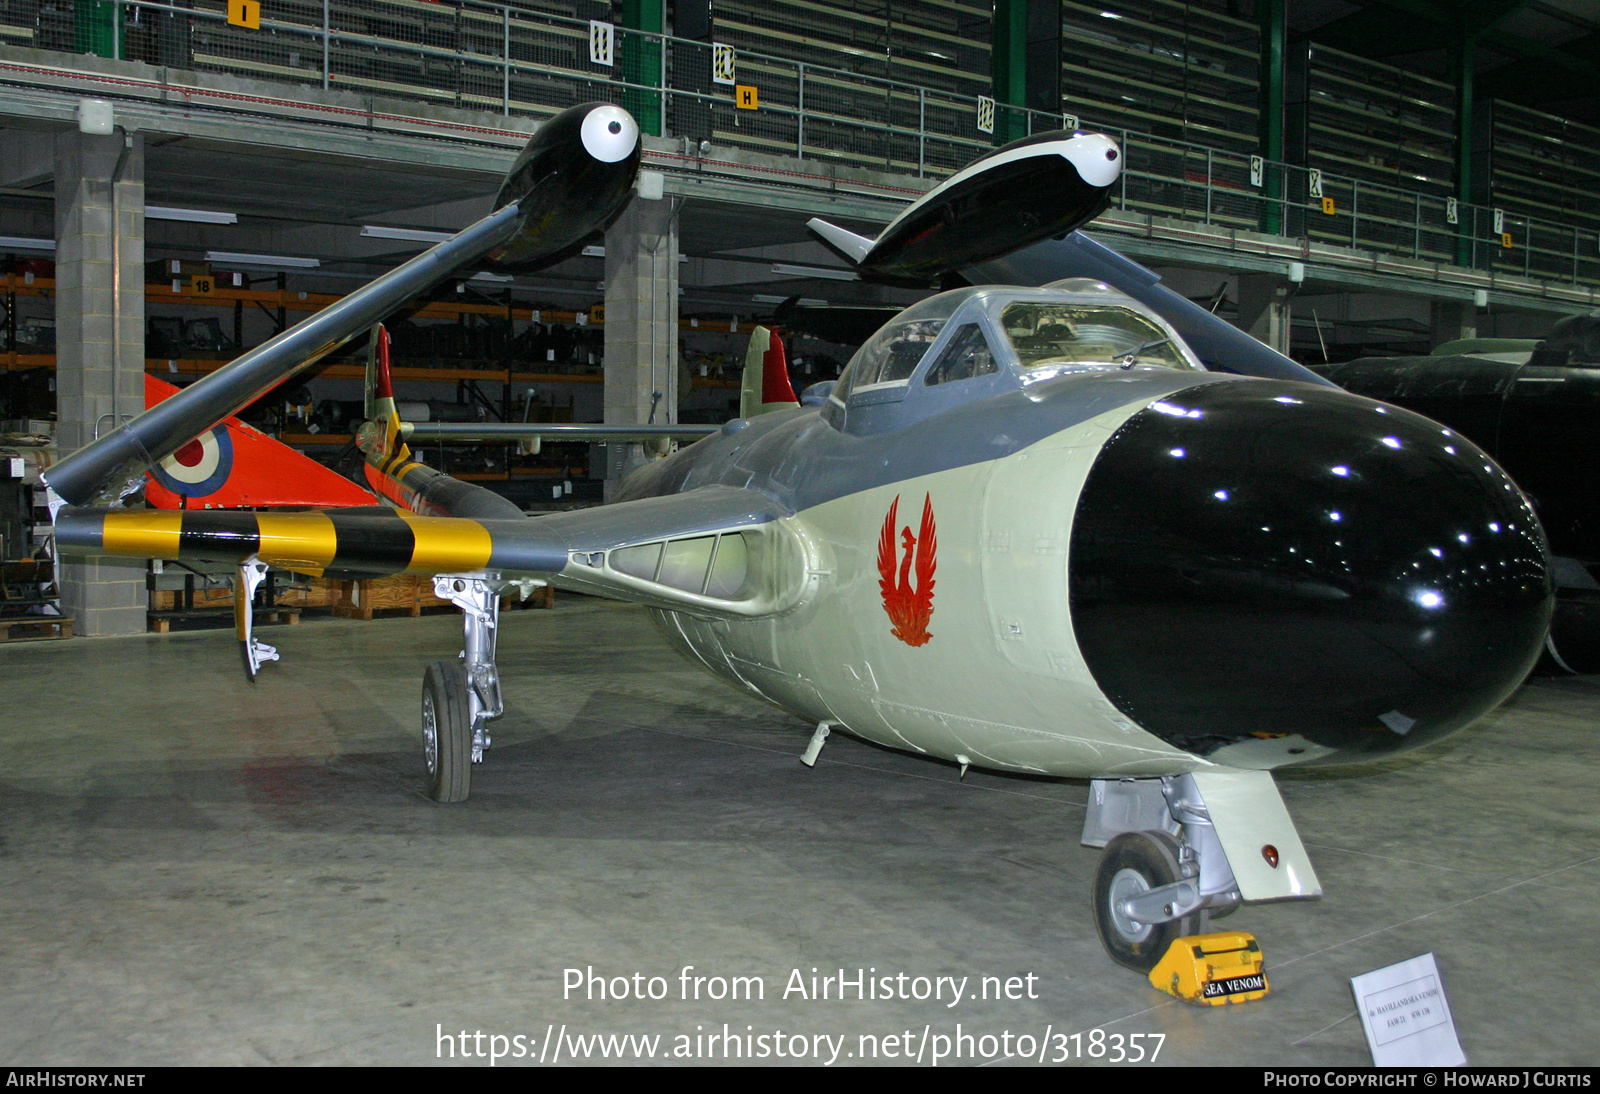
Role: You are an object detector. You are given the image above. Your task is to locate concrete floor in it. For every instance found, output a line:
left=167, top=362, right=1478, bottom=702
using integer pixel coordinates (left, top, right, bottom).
left=0, top=597, right=1596, bottom=1067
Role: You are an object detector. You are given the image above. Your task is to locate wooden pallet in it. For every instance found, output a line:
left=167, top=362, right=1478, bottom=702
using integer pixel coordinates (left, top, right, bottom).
left=331, top=576, right=556, bottom=619
left=148, top=609, right=300, bottom=634
left=0, top=616, right=73, bottom=642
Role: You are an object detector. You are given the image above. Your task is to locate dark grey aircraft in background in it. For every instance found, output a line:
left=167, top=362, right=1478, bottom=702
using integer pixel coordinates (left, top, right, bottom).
left=1316, top=315, right=1600, bottom=670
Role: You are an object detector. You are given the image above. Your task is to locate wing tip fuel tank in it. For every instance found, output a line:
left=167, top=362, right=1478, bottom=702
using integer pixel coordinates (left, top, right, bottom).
left=808, top=130, right=1122, bottom=283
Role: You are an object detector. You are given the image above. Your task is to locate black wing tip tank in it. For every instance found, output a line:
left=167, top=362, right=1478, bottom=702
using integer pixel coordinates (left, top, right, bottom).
left=484, top=102, right=643, bottom=273
left=848, top=130, right=1123, bottom=285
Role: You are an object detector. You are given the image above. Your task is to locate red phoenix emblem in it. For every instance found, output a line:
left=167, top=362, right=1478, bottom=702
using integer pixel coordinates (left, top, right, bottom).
left=877, top=493, right=937, bottom=647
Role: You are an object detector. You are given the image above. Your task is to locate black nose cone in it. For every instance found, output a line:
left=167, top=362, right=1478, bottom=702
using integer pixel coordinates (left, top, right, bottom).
left=1069, top=380, right=1552, bottom=765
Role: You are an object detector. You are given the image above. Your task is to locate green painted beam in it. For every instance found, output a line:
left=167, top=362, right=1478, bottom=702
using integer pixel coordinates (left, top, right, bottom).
left=992, top=0, right=1027, bottom=145
left=1451, top=35, right=1475, bottom=268
left=1259, top=0, right=1285, bottom=235
left=620, top=0, right=664, bottom=137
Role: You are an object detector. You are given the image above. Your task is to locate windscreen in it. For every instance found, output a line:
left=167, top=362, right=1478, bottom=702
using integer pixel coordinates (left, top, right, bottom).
left=1001, top=302, right=1194, bottom=371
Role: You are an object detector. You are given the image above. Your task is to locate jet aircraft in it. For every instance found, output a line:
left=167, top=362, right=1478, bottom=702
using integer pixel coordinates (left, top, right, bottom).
left=43, top=104, right=1552, bottom=973
left=1313, top=316, right=1600, bottom=671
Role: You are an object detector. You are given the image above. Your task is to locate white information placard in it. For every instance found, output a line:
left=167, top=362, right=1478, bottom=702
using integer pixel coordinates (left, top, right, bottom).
left=1350, top=953, right=1465, bottom=1067
left=589, top=21, right=614, bottom=67
left=712, top=43, right=736, bottom=86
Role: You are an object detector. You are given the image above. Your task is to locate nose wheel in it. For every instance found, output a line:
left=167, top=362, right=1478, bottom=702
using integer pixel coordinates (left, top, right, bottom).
left=1092, top=831, right=1205, bottom=972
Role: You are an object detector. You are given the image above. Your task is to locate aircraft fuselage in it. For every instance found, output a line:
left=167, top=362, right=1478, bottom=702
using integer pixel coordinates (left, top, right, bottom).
left=615, top=286, right=1551, bottom=780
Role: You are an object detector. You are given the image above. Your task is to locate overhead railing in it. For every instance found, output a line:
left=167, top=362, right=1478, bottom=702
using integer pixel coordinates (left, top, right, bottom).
left=5, top=0, right=1599, bottom=290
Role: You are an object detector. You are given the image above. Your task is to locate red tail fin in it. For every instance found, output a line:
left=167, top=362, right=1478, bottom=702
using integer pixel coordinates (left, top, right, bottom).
left=143, top=374, right=377, bottom=509
left=762, top=327, right=798, bottom=405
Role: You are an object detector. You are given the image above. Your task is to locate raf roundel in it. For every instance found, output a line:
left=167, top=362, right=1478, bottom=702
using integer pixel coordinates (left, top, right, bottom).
left=150, top=424, right=234, bottom=498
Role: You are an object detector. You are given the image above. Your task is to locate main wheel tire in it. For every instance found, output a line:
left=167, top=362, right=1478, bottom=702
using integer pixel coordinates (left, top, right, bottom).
left=423, top=659, right=472, bottom=803
left=1092, top=831, right=1202, bottom=973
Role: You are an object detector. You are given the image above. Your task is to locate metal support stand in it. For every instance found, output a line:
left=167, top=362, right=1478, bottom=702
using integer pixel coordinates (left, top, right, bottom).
left=433, top=574, right=503, bottom=764
left=235, top=556, right=279, bottom=679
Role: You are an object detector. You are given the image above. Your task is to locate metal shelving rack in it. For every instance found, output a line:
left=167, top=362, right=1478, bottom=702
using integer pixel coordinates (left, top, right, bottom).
left=1490, top=100, right=1600, bottom=237
left=709, top=0, right=991, bottom=97
left=1297, top=44, right=1455, bottom=258
left=1304, top=45, right=1455, bottom=197
left=1059, top=0, right=1259, bottom=155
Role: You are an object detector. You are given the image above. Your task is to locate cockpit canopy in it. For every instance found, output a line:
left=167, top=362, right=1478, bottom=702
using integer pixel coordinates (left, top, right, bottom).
left=827, top=280, right=1201, bottom=427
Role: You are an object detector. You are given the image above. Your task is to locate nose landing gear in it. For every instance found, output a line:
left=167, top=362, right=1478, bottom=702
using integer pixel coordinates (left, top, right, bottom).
left=1084, top=775, right=1249, bottom=973
left=1093, top=830, right=1205, bottom=972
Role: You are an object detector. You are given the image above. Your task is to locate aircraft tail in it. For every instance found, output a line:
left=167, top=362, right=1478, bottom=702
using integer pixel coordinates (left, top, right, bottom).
left=739, top=326, right=799, bottom=418
left=143, top=373, right=377, bottom=510
left=807, top=219, right=875, bottom=266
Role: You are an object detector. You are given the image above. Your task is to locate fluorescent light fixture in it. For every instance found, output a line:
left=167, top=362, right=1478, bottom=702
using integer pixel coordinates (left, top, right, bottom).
left=147, top=206, right=237, bottom=224
left=362, top=225, right=454, bottom=243
left=581, top=245, right=606, bottom=258
left=771, top=263, right=859, bottom=282
left=205, top=251, right=320, bottom=268
left=752, top=294, right=829, bottom=306
left=0, top=236, right=54, bottom=252
left=469, top=271, right=513, bottom=282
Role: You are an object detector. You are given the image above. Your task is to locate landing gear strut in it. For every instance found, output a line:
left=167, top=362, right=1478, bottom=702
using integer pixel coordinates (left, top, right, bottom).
left=1084, top=775, right=1245, bottom=973
left=423, top=575, right=505, bottom=803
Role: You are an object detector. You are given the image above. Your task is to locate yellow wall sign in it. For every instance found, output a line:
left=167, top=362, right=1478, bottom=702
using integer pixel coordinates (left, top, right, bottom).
left=1321, top=196, right=1336, bottom=215
left=1501, top=232, right=1514, bottom=249
left=191, top=275, right=215, bottom=295
left=227, top=0, right=261, bottom=29
left=736, top=85, right=759, bottom=110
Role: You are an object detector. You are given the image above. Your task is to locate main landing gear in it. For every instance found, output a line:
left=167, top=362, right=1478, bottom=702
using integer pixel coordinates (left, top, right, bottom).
left=1084, top=776, right=1245, bottom=973
left=423, top=575, right=507, bottom=803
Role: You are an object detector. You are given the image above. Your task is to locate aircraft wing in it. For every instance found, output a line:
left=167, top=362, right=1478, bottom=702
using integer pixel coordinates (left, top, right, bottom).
left=56, top=484, right=817, bottom=620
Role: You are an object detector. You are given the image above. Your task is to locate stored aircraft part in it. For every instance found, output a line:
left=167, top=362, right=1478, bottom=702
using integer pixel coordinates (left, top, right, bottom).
left=807, top=131, right=1121, bottom=283
left=1093, top=831, right=1203, bottom=973
left=45, top=102, right=640, bottom=507
left=1147, top=932, right=1269, bottom=1006
left=233, top=556, right=279, bottom=680
left=424, top=658, right=472, bottom=803
left=433, top=574, right=504, bottom=765
left=1069, top=380, right=1551, bottom=763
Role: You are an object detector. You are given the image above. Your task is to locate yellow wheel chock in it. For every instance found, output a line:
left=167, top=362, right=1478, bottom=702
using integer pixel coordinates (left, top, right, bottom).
left=1148, top=931, right=1269, bottom=1005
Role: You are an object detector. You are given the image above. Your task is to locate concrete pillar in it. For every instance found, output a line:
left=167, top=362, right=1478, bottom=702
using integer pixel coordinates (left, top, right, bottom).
left=602, top=195, right=678, bottom=498
left=54, top=127, right=147, bottom=636
left=1431, top=299, right=1477, bottom=348
left=1237, top=274, right=1291, bottom=356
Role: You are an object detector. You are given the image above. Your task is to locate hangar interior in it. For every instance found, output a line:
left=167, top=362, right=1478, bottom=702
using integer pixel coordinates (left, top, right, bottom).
left=1, top=0, right=1599, bottom=1068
